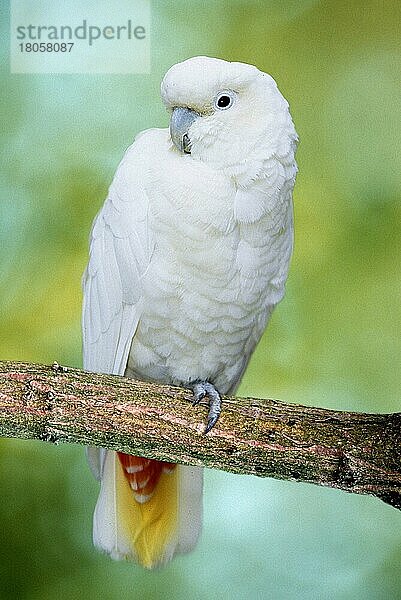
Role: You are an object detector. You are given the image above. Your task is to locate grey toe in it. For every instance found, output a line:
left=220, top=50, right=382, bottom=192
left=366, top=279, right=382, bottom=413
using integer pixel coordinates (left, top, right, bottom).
left=191, top=381, right=222, bottom=433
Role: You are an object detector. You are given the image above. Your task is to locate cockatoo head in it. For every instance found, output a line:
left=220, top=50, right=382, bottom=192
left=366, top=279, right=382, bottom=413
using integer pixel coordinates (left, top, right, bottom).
left=161, top=56, right=297, bottom=172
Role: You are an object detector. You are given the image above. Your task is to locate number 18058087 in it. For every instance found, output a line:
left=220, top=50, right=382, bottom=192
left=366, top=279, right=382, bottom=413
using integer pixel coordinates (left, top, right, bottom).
left=19, top=42, right=74, bottom=52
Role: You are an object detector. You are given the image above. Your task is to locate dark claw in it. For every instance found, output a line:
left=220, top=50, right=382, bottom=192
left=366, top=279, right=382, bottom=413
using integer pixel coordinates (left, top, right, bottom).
left=191, top=381, right=222, bottom=433
left=205, top=414, right=219, bottom=434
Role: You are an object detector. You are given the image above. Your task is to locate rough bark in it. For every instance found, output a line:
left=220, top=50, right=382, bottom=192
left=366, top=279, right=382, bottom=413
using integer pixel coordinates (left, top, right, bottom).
left=0, top=360, right=400, bottom=510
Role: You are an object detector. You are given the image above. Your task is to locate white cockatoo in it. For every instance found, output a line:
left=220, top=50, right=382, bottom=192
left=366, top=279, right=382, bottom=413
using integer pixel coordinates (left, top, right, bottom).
left=82, top=56, right=298, bottom=568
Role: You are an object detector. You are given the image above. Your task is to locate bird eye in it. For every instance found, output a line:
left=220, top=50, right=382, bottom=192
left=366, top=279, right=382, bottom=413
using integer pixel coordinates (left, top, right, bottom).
left=214, top=91, right=236, bottom=111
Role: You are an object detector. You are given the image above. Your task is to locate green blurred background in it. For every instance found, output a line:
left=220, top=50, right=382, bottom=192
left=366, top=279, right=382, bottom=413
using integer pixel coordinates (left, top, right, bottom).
left=1, top=0, right=401, bottom=598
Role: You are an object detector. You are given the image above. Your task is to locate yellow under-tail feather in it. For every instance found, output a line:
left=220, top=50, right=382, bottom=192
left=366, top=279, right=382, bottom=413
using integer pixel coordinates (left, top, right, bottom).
left=116, top=457, right=178, bottom=568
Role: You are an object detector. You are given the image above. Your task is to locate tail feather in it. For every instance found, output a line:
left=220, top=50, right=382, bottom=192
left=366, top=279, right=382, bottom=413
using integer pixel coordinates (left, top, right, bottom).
left=177, top=463, right=203, bottom=554
left=91, top=449, right=203, bottom=568
left=92, top=450, right=131, bottom=560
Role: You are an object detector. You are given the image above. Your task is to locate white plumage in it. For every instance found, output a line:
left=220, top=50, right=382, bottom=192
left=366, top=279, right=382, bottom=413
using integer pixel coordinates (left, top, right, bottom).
left=82, top=56, right=297, bottom=567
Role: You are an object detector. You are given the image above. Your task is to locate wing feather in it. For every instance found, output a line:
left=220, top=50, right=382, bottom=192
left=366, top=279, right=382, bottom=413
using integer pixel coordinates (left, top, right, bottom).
left=82, top=143, right=154, bottom=377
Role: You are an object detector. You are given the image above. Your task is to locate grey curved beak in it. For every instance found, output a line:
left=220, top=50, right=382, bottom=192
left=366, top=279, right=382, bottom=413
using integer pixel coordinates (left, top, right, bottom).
left=170, top=107, right=199, bottom=154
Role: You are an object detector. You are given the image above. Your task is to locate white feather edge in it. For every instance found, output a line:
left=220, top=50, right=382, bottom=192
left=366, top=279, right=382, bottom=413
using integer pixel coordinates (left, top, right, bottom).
left=86, top=446, right=105, bottom=481
left=92, top=450, right=132, bottom=560
left=177, top=464, right=203, bottom=554
left=91, top=449, right=203, bottom=564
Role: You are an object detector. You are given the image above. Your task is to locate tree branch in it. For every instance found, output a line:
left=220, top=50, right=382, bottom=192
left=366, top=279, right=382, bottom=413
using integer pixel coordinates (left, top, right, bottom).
left=0, top=360, right=400, bottom=510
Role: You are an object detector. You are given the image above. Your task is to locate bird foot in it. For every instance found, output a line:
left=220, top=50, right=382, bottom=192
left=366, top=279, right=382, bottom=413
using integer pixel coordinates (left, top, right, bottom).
left=191, top=381, right=221, bottom=434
